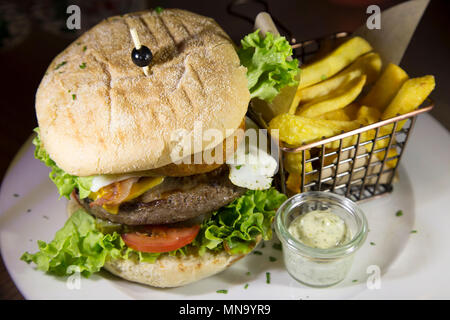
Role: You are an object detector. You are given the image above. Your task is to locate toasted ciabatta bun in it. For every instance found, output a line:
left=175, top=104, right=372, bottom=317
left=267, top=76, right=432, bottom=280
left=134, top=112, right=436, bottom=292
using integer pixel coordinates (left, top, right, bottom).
left=37, top=9, right=250, bottom=177
left=67, top=197, right=257, bottom=288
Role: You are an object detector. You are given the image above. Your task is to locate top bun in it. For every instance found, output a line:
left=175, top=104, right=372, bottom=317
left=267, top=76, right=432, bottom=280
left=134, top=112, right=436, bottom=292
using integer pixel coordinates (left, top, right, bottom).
left=36, top=9, right=250, bottom=176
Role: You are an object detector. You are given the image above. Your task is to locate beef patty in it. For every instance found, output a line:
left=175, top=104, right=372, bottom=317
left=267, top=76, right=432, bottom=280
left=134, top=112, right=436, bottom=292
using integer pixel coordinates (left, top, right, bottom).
left=78, top=165, right=246, bottom=225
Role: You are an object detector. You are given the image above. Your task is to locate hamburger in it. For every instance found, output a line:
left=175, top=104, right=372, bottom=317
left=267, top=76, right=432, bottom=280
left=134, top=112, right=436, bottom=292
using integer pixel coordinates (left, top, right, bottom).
left=22, top=8, right=288, bottom=287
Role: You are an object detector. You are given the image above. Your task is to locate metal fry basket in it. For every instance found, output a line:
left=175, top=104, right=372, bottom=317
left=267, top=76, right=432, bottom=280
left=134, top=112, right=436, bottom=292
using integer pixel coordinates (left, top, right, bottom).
left=278, top=102, right=433, bottom=202
left=227, top=1, right=434, bottom=202
left=279, top=33, right=434, bottom=202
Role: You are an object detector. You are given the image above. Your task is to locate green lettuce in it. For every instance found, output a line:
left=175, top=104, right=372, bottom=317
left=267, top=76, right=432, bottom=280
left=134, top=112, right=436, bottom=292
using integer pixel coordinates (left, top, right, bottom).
left=21, top=188, right=286, bottom=278
left=238, top=30, right=300, bottom=102
left=33, top=128, right=92, bottom=199
left=194, top=188, right=287, bottom=255
left=21, top=209, right=161, bottom=277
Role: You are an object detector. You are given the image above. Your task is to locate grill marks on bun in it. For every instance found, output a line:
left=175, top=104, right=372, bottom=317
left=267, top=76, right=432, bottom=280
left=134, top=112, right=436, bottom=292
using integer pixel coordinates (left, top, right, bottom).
left=36, top=9, right=250, bottom=177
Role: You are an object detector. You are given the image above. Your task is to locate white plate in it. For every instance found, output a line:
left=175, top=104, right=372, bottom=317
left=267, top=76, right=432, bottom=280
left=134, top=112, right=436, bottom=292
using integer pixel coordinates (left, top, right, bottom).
left=1, top=114, right=449, bottom=300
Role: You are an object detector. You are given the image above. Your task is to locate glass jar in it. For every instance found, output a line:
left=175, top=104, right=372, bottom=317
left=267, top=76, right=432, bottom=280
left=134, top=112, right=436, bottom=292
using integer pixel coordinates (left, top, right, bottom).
left=274, top=191, right=368, bottom=288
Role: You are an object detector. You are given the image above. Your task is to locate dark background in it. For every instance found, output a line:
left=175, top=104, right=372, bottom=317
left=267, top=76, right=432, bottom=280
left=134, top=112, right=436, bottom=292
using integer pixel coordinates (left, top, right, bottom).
left=0, top=0, right=448, bottom=300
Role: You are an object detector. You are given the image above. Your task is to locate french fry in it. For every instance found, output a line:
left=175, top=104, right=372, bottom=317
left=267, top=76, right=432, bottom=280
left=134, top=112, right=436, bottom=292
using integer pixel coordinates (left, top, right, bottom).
left=298, top=36, right=373, bottom=89
left=321, top=106, right=380, bottom=150
left=370, top=144, right=399, bottom=169
left=357, top=105, right=381, bottom=125
left=269, top=113, right=360, bottom=146
left=347, top=105, right=379, bottom=152
left=296, top=75, right=366, bottom=118
left=286, top=171, right=314, bottom=194
left=383, top=148, right=399, bottom=168
left=382, top=75, right=435, bottom=120
left=286, top=173, right=302, bottom=193
left=354, top=107, right=399, bottom=168
left=360, top=74, right=433, bottom=167
left=367, top=131, right=399, bottom=168
left=360, top=63, right=409, bottom=112
left=315, top=103, right=359, bottom=121
left=284, top=150, right=313, bottom=175
left=324, top=132, right=368, bottom=150
left=285, top=149, right=315, bottom=194
left=315, top=108, right=351, bottom=121
left=300, top=52, right=382, bottom=104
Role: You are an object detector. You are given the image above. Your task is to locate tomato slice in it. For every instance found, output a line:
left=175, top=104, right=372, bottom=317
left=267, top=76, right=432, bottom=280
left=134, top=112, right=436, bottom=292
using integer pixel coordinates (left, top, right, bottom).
left=121, top=225, right=200, bottom=253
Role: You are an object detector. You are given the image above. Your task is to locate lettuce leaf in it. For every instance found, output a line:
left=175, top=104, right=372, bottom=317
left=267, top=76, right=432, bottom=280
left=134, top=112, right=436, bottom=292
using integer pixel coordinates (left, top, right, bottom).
left=33, top=128, right=92, bottom=199
left=21, top=188, right=286, bottom=278
left=21, top=209, right=160, bottom=277
left=194, top=188, right=287, bottom=255
left=238, top=30, right=300, bottom=102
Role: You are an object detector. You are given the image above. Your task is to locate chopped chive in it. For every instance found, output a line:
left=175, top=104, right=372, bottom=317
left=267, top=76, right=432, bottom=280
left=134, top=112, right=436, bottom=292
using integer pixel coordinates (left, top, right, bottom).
left=352, top=279, right=358, bottom=283
left=155, top=6, right=164, bottom=13
left=395, top=210, right=403, bottom=217
left=253, top=250, right=262, bottom=255
left=244, top=284, right=249, bottom=289
left=411, top=230, right=418, bottom=234
left=235, top=165, right=242, bottom=170
left=246, top=271, right=251, bottom=276
left=272, top=243, right=282, bottom=251
left=82, top=46, right=87, bottom=52
left=216, top=289, right=228, bottom=294
left=54, top=61, right=66, bottom=70
left=370, top=242, right=376, bottom=246
left=79, top=62, right=86, bottom=69
left=269, top=256, right=277, bottom=262
left=266, top=272, right=271, bottom=284
left=321, top=75, right=327, bottom=80
left=72, top=94, right=76, bottom=100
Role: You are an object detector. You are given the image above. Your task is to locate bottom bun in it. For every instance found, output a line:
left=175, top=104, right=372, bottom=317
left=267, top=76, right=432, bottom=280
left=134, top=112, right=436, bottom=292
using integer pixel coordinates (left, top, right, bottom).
left=103, top=249, right=245, bottom=288
left=67, top=197, right=254, bottom=288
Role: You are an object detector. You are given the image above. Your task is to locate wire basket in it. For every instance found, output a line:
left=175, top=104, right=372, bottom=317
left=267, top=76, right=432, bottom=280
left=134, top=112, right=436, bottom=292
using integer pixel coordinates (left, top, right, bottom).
left=227, top=1, right=434, bottom=201
left=277, top=33, right=434, bottom=202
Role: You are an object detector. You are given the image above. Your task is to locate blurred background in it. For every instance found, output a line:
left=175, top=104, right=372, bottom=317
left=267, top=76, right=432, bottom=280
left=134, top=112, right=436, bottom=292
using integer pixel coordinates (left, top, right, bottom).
left=0, top=0, right=448, bottom=299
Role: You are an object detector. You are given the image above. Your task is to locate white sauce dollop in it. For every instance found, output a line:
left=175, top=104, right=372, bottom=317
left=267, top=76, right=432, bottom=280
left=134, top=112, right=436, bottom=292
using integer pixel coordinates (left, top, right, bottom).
left=227, top=117, right=278, bottom=190
left=288, top=209, right=350, bottom=249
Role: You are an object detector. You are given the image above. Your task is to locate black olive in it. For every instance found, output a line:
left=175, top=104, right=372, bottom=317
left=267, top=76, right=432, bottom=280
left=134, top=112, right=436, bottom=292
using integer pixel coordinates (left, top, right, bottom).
left=131, top=46, right=153, bottom=67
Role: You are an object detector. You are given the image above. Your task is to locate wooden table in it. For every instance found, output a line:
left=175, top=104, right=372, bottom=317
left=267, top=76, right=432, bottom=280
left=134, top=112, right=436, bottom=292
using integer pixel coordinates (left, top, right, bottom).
left=1, top=0, right=448, bottom=300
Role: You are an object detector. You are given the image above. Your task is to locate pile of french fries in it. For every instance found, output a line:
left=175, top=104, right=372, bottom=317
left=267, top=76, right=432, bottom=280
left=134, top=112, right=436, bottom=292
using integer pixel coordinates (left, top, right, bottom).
left=268, top=36, right=435, bottom=194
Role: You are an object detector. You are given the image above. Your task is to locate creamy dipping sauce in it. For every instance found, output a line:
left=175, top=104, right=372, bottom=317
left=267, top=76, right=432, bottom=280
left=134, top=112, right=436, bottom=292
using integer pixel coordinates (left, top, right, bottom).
left=288, top=209, right=351, bottom=249
left=275, top=192, right=368, bottom=287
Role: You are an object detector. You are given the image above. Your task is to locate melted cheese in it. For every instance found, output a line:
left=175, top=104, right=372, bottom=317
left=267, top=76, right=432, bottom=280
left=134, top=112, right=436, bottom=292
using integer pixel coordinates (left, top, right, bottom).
left=89, top=176, right=164, bottom=214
